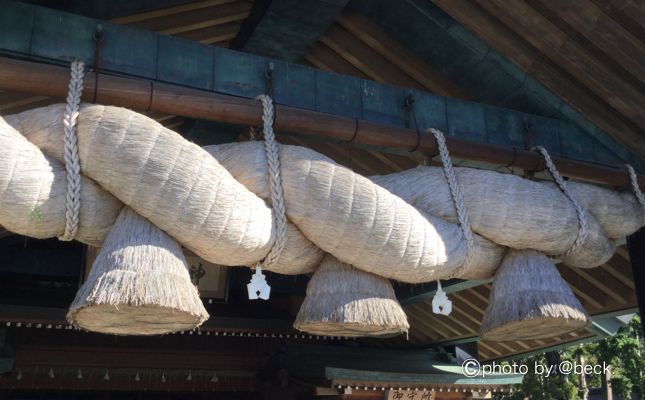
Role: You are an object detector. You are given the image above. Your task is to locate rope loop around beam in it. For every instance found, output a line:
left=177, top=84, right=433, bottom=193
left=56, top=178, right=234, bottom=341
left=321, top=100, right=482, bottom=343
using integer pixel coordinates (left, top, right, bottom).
left=625, top=164, right=645, bottom=209
left=59, top=60, right=84, bottom=241
left=429, top=128, right=474, bottom=276
left=534, top=145, right=588, bottom=259
left=255, top=94, right=287, bottom=270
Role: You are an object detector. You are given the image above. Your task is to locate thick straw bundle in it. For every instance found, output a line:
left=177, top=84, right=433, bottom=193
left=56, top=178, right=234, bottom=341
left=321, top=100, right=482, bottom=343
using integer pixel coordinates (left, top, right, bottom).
left=294, top=254, right=409, bottom=337
left=2, top=105, right=644, bottom=283
left=480, top=249, right=589, bottom=341
left=372, top=167, right=625, bottom=267
left=0, top=117, right=121, bottom=245
left=6, top=104, right=275, bottom=266
left=8, top=105, right=497, bottom=282
left=206, top=142, right=505, bottom=280
left=68, top=206, right=208, bottom=335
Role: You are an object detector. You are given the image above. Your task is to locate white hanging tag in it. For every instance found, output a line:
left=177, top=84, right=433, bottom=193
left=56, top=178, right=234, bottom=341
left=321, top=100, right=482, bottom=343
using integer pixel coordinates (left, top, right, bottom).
left=432, top=280, right=452, bottom=316
left=247, top=265, right=271, bottom=300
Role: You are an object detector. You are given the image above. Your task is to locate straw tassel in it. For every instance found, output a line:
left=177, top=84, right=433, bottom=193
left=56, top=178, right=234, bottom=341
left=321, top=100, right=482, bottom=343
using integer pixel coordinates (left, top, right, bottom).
left=67, top=207, right=209, bottom=335
left=480, top=249, right=589, bottom=341
left=294, top=254, right=409, bottom=337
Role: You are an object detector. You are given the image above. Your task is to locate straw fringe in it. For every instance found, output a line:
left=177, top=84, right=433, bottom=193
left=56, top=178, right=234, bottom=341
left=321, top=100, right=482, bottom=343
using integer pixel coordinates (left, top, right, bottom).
left=480, top=249, right=589, bottom=341
left=67, top=207, right=208, bottom=335
left=70, top=270, right=206, bottom=313
left=294, top=255, right=409, bottom=337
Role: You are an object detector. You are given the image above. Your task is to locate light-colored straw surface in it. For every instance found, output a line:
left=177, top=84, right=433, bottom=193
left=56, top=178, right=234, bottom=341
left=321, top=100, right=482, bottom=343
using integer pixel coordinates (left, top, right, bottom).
left=67, top=206, right=208, bottom=335
left=2, top=104, right=643, bottom=283
left=372, top=166, right=626, bottom=268
left=480, top=249, right=589, bottom=341
left=294, top=254, right=409, bottom=337
left=0, top=116, right=121, bottom=245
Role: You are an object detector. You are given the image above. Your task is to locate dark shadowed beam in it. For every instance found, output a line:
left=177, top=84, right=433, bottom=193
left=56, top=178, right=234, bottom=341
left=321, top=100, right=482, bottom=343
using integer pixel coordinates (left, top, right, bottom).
left=0, top=304, right=296, bottom=333
left=232, top=0, right=350, bottom=62
left=627, top=228, right=645, bottom=334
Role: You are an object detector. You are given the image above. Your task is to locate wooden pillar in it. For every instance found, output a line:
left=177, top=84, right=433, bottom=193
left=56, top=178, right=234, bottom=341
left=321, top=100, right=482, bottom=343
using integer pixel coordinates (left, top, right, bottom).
left=627, top=227, right=645, bottom=334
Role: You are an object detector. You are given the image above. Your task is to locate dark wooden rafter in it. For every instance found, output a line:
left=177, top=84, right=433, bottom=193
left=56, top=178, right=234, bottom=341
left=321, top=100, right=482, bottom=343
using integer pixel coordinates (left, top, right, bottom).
left=308, top=9, right=471, bottom=99
left=229, top=0, right=271, bottom=50
left=232, top=0, right=351, bottom=62
left=0, top=304, right=297, bottom=334
left=475, top=0, right=645, bottom=124
left=319, top=24, right=427, bottom=90
left=306, top=42, right=371, bottom=78
left=627, top=228, right=645, bottom=334
left=431, top=0, right=645, bottom=159
left=113, top=0, right=252, bottom=36
left=333, top=9, right=471, bottom=99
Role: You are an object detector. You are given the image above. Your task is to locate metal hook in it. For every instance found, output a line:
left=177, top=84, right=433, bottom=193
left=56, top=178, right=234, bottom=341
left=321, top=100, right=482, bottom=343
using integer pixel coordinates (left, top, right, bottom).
left=346, top=117, right=359, bottom=144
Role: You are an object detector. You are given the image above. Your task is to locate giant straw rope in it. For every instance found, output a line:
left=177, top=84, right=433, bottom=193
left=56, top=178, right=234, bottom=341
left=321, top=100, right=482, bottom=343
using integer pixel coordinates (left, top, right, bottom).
left=0, top=75, right=644, bottom=283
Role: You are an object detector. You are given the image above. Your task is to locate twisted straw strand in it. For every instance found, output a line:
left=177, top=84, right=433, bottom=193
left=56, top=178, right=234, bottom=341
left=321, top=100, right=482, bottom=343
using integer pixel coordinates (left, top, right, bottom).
left=59, top=60, right=85, bottom=241
left=534, top=146, right=588, bottom=258
left=429, top=128, right=475, bottom=275
left=255, top=95, right=287, bottom=269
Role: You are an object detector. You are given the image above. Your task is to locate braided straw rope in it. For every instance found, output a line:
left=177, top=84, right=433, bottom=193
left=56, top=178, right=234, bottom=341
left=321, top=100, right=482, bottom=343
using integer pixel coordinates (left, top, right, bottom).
left=429, top=128, right=475, bottom=275
left=534, top=146, right=588, bottom=258
left=59, top=60, right=85, bottom=241
left=625, top=164, right=645, bottom=209
left=255, top=95, right=287, bottom=270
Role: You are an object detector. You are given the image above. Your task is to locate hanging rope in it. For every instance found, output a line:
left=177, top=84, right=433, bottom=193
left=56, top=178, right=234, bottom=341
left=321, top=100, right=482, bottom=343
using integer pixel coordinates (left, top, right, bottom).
left=429, top=128, right=475, bottom=275
left=534, top=146, right=588, bottom=258
left=255, top=94, right=287, bottom=270
left=625, top=164, right=645, bottom=209
left=625, top=164, right=645, bottom=226
left=59, top=60, right=85, bottom=241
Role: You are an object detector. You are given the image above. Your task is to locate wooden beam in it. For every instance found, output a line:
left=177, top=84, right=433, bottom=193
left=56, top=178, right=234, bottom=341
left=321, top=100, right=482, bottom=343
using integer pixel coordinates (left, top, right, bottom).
left=474, top=0, right=645, bottom=128
left=0, top=57, right=642, bottom=189
left=320, top=24, right=425, bottom=90
left=176, top=21, right=241, bottom=44
left=110, top=0, right=240, bottom=24
left=0, top=304, right=296, bottom=333
left=229, top=0, right=272, bottom=50
left=0, top=1, right=640, bottom=181
left=528, top=0, right=645, bottom=88
left=602, top=259, right=635, bottom=290
left=126, top=1, right=252, bottom=35
left=304, top=42, right=370, bottom=78
left=627, top=228, right=645, bottom=334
